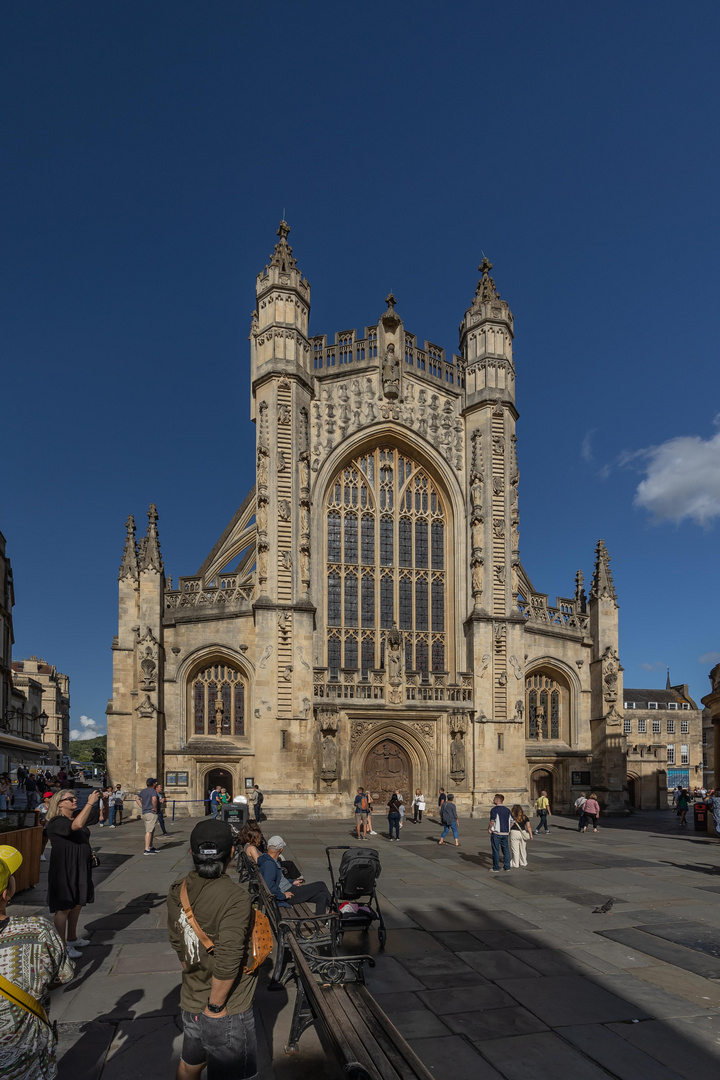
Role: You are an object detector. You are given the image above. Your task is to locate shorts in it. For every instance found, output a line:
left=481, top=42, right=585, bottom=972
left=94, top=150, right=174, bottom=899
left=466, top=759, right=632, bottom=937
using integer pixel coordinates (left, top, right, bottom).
left=181, top=1007, right=257, bottom=1079
left=355, top=811, right=368, bottom=820
left=142, top=812, right=158, bottom=830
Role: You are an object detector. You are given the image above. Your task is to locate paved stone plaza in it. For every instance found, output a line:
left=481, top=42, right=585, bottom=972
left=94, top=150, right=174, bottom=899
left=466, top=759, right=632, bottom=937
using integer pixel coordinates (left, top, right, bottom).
left=11, top=809, right=720, bottom=1079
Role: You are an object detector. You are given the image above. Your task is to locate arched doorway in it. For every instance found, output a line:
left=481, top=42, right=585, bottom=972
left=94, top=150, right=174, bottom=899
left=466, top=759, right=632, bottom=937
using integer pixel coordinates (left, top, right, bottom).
left=364, top=740, right=411, bottom=806
left=204, top=768, right=233, bottom=814
left=531, top=769, right=553, bottom=806
left=627, top=776, right=636, bottom=808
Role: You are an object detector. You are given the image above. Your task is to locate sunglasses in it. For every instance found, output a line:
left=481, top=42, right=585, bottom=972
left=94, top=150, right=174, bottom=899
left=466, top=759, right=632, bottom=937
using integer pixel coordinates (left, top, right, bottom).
left=61, top=796, right=78, bottom=803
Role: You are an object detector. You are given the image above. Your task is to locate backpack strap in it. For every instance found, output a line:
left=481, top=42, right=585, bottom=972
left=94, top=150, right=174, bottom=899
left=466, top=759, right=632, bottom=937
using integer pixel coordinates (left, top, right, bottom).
left=0, top=971, right=50, bottom=1026
left=180, top=879, right=215, bottom=955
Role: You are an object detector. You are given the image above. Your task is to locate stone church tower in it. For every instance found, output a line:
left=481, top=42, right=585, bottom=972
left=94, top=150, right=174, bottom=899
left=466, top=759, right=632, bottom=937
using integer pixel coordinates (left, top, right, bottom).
left=108, top=224, right=640, bottom=816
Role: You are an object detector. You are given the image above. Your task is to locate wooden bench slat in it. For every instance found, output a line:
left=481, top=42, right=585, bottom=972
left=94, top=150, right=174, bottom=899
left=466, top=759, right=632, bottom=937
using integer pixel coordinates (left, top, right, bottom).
left=317, top=982, right=397, bottom=1080
left=346, top=984, right=435, bottom=1080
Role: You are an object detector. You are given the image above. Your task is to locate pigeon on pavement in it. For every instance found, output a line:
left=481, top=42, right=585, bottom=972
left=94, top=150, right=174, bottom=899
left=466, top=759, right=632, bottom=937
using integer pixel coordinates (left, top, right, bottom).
left=592, top=898, right=614, bottom=913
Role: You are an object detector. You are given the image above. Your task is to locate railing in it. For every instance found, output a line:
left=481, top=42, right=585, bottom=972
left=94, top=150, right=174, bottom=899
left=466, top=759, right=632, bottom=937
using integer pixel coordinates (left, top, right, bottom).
left=519, top=595, right=589, bottom=632
left=166, top=579, right=254, bottom=611
left=312, top=330, right=464, bottom=389
left=312, top=669, right=473, bottom=704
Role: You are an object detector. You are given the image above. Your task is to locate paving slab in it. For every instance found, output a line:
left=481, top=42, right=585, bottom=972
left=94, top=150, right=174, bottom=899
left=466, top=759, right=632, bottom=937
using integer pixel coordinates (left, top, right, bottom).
left=100, top=1015, right=183, bottom=1079
left=52, top=971, right=181, bottom=1024
left=431, top=930, right=491, bottom=951
left=597, top=926, right=720, bottom=977
left=444, top=1004, right=548, bottom=1041
left=561, top=1023, right=685, bottom=1080
left=56, top=1020, right=116, bottom=1080
left=494, top=974, right=650, bottom=1026
left=362, top=955, right=425, bottom=994
left=395, top=951, right=480, bottom=979
left=606, top=1016, right=720, bottom=1076
left=416, top=984, right=515, bottom=1014
left=591, top=971, right=716, bottom=1019
left=408, top=1035, right=505, bottom=1080
left=457, top=949, right=542, bottom=980
left=478, top=1030, right=617, bottom=1080
left=380, top=1007, right=451, bottom=1039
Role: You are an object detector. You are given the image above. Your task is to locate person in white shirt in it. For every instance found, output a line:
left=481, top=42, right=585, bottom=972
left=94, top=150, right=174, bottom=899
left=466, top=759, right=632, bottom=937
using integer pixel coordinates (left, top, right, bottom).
left=574, top=793, right=587, bottom=831
left=412, top=789, right=426, bottom=823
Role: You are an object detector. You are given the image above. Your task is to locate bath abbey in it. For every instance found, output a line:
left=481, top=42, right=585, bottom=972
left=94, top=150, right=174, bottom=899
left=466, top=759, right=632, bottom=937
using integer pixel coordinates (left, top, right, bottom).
left=108, top=223, right=639, bottom=817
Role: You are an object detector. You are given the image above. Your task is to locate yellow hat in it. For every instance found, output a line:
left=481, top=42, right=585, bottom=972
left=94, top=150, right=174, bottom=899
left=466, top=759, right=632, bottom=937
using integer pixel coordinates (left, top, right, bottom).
left=0, top=846, right=22, bottom=893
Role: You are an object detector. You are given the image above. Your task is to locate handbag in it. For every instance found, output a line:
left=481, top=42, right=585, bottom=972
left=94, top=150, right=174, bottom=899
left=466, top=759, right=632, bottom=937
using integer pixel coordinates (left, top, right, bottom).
left=91, top=850, right=101, bottom=868
left=179, top=879, right=273, bottom=974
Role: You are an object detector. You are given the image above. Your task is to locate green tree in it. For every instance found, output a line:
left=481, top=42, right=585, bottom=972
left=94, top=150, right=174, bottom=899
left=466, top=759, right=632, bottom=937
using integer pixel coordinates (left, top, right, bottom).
left=92, top=746, right=105, bottom=764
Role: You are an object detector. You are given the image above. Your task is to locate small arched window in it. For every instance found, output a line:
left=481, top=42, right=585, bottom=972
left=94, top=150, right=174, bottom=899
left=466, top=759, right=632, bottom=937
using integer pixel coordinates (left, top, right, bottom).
left=525, top=671, right=570, bottom=742
left=191, top=663, right=247, bottom=738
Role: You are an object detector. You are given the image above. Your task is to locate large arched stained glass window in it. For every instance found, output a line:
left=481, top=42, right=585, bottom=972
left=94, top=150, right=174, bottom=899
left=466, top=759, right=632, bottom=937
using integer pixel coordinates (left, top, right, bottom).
left=325, top=448, right=447, bottom=677
left=525, top=671, right=569, bottom=742
left=191, top=663, right=247, bottom=737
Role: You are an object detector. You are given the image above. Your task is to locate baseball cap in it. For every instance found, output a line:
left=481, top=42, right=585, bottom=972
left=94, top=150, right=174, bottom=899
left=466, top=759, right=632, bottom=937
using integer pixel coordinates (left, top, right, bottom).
left=43, top=791, right=53, bottom=799
left=190, top=819, right=234, bottom=857
left=0, top=846, right=22, bottom=893
left=267, top=835, right=286, bottom=850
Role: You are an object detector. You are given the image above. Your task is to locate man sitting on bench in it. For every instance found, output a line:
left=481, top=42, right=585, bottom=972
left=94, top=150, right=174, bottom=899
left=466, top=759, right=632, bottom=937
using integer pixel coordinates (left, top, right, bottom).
left=257, top=835, right=333, bottom=915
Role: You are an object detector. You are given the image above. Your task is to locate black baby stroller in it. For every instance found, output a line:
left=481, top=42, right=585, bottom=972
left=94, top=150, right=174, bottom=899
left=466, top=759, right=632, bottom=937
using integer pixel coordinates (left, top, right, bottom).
left=326, top=845, right=387, bottom=949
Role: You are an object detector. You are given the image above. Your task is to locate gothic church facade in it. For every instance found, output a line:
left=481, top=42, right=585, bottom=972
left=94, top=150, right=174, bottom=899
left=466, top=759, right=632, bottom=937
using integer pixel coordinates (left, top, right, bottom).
left=108, top=224, right=635, bottom=817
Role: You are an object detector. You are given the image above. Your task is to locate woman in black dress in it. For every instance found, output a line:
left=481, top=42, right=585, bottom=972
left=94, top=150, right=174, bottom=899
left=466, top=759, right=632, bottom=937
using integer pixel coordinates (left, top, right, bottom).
left=45, top=788, right=101, bottom=958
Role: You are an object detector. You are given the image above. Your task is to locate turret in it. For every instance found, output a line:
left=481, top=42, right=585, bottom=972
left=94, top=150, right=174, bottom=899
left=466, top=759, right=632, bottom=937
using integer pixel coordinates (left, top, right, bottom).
left=459, top=258, right=515, bottom=410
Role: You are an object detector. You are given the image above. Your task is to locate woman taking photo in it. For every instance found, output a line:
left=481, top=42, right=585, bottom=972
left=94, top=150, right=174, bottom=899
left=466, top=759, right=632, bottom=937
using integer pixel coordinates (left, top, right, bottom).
left=509, top=804, right=533, bottom=867
left=387, top=792, right=402, bottom=841
left=45, top=788, right=101, bottom=957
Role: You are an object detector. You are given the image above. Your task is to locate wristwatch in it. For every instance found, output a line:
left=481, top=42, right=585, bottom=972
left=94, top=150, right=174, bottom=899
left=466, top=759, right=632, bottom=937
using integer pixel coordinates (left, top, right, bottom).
left=207, top=1002, right=225, bottom=1013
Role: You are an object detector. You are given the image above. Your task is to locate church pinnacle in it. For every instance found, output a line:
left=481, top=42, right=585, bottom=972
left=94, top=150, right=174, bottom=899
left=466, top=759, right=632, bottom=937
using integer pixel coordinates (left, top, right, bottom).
left=269, top=219, right=297, bottom=272
left=589, top=539, right=617, bottom=603
left=118, top=515, right=138, bottom=580
left=475, top=256, right=500, bottom=303
left=138, top=504, right=163, bottom=573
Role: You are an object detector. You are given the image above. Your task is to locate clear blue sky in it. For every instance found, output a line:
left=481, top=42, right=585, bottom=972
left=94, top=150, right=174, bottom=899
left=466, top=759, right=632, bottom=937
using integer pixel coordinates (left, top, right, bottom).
left=3, top=1, right=719, bottom=738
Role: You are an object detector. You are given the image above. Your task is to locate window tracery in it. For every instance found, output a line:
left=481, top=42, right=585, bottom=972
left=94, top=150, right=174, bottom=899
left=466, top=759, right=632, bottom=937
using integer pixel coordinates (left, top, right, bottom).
left=191, top=663, right=246, bottom=738
left=525, top=671, right=568, bottom=742
left=325, top=448, right=448, bottom=677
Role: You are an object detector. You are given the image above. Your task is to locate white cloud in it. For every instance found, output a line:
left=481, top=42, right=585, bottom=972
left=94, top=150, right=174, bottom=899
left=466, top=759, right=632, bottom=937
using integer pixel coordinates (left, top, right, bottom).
left=640, top=662, right=665, bottom=672
left=69, top=715, right=103, bottom=741
left=581, top=430, right=594, bottom=463
left=632, top=429, right=720, bottom=526
left=699, top=652, right=720, bottom=666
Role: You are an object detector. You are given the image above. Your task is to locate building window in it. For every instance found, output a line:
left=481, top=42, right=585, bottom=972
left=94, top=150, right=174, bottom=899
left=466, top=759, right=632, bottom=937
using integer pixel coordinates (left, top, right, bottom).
left=681, top=720, right=689, bottom=734
left=682, top=702, right=690, bottom=710
left=667, top=701, right=678, bottom=710
left=702, top=730, right=707, bottom=746
left=648, top=702, right=658, bottom=710
left=624, top=701, right=635, bottom=709
left=497, top=732, right=504, bottom=751
left=191, top=662, right=247, bottom=737
left=652, top=718, right=661, bottom=734
left=623, top=717, right=631, bottom=735
left=638, top=717, right=647, bottom=734
left=667, top=744, right=675, bottom=765
left=680, top=744, right=689, bottom=766
left=703, top=752, right=707, bottom=766
left=667, top=719, right=675, bottom=734
left=525, top=671, right=570, bottom=742
left=325, top=449, right=448, bottom=674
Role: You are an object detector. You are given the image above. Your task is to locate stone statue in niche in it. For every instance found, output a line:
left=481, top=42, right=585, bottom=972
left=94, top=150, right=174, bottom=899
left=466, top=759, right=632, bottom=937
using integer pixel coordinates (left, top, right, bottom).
left=382, top=343, right=400, bottom=399
left=494, top=564, right=505, bottom=584
left=277, top=450, right=287, bottom=472
left=278, top=500, right=291, bottom=521
left=471, top=474, right=483, bottom=512
left=387, top=623, right=403, bottom=682
left=601, top=646, right=620, bottom=703
left=450, top=732, right=465, bottom=777
left=472, top=560, right=483, bottom=596
left=514, top=699, right=524, bottom=721
left=493, top=519, right=505, bottom=539
left=257, top=545, right=268, bottom=582
left=300, top=503, right=310, bottom=536
left=258, top=401, right=269, bottom=447
left=511, top=517, right=519, bottom=551
left=278, top=404, right=291, bottom=425
left=300, top=546, right=310, bottom=583
left=257, top=447, right=269, bottom=489
left=492, top=434, right=505, bottom=455
left=492, top=476, right=504, bottom=496
left=299, top=456, right=310, bottom=491
left=321, top=733, right=338, bottom=776
left=471, top=517, right=483, bottom=554
left=256, top=500, right=268, bottom=535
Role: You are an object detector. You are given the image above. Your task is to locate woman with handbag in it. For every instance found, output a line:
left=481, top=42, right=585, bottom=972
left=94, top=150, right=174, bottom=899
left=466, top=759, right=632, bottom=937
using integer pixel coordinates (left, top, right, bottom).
left=0, top=845, right=75, bottom=1080
left=581, top=794, right=601, bottom=833
left=45, top=789, right=101, bottom=958
left=387, top=793, right=402, bottom=841
left=509, top=805, right=533, bottom=867
left=412, top=789, right=426, bottom=823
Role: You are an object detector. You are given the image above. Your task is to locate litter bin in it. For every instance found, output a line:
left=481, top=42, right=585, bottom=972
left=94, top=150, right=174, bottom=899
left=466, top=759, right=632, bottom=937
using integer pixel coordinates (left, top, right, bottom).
left=693, top=801, right=707, bottom=831
left=221, top=803, right=248, bottom=829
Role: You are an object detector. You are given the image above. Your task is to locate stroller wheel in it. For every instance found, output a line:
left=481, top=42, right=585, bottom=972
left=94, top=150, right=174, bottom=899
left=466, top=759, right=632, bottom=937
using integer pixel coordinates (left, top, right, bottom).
left=378, top=927, right=387, bottom=949
left=333, top=928, right=344, bottom=951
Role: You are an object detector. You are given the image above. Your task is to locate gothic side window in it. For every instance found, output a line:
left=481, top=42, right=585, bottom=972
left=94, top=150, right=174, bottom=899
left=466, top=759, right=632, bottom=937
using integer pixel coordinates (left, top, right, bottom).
left=525, top=672, right=569, bottom=743
left=190, top=663, right=247, bottom=738
left=325, top=448, right=448, bottom=675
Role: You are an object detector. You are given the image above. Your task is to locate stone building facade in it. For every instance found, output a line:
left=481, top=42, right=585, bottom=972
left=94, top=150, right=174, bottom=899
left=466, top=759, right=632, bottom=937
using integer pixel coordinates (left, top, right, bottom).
left=108, top=224, right=642, bottom=818
left=623, top=680, right=702, bottom=804
left=12, top=657, right=70, bottom=764
left=702, top=662, right=720, bottom=791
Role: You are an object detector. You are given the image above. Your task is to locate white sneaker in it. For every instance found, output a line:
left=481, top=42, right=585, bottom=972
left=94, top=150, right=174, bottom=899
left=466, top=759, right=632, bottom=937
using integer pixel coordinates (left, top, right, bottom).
left=98, top=823, right=105, bottom=827
left=67, top=947, right=82, bottom=959
left=68, top=937, right=91, bottom=947
left=40, top=854, right=46, bottom=861
left=109, top=825, right=116, bottom=829
left=369, top=831, right=377, bottom=835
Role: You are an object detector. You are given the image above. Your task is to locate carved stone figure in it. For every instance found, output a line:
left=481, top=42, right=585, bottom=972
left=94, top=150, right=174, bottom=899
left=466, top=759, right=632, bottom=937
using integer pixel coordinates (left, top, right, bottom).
left=492, top=434, right=505, bottom=455
left=471, top=475, right=483, bottom=511
left=387, top=623, right=403, bottom=681
left=257, top=545, right=268, bottom=581
left=479, top=653, right=491, bottom=678
left=257, top=447, right=269, bottom=488
left=258, top=644, right=273, bottom=668
left=471, top=518, right=483, bottom=553
left=277, top=450, right=287, bottom=472
left=382, top=343, right=400, bottom=399
left=278, top=500, right=291, bottom=521
left=278, top=404, right=291, bottom=425
left=256, top=500, right=268, bottom=535
left=472, top=561, right=483, bottom=595
left=450, top=732, right=465, bottom=776
left=494, top=564, right=505, bottom=584
left=493, top=518, right=505, bottom=539
left=300, top=503, right=310, bottom=536
left=492, top=476, right=504, bottom=496
left=509, top=654, right=523, bottom=680
left=515, top=699, right=524, bottom=721
left=140, top=648, right=157, bottom=691
left=321, top=733, right=338, bottom=775
left=281, top=551, right=292, bottom=569
left=299, top=456, right=310, bottom=491
left=300, top=546, right=310, bottom=582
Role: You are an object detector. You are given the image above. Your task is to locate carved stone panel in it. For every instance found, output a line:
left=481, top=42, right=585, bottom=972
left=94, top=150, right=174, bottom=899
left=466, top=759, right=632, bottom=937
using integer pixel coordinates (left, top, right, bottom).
left=363, top=739, right=411, bottom=805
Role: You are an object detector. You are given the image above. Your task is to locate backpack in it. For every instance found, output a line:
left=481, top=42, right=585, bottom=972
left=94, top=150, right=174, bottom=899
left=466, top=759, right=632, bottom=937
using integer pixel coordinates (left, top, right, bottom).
left=359, top=794, right=369, bottom=812
left=179, top=879, right=273, bottom=975
left=256, top=791, right=264, bottom=805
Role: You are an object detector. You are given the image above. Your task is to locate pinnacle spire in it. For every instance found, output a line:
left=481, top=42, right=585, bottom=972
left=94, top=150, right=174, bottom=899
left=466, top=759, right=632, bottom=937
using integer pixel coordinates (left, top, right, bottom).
left=589, top=539, right=617, bottom=603
left=269, top=220, right=297, bottom=272
left=138, top=503, right=163, bottom=573
left=474, top=256, right=500, bottom=303
left=666, top=667, right=671, bottom=691
left=118, top=515, right=138, bottom=580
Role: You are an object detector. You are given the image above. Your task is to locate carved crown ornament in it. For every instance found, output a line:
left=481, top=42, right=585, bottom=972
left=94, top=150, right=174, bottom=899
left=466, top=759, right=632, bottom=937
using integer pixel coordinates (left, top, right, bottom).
left=315, top=705, right=340, bottom=733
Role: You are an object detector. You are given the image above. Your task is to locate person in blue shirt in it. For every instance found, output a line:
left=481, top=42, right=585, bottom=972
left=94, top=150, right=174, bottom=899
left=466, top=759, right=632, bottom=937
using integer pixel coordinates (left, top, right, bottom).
left=488, top=793, right=512, bottom=872
left=210, top=785, right=222, bottom=819
left=256, top=836, right=332, bottom=915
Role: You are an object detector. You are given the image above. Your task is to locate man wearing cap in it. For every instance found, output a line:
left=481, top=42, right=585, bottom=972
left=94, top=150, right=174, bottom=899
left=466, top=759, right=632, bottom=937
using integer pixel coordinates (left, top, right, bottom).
left=257, top=836, right=332, bottom=915
left=135, top=777, right=159, bottom=855
left=0, top=846, right=74, bottom=1080
left=167, top=819, right=258, bottom=1080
